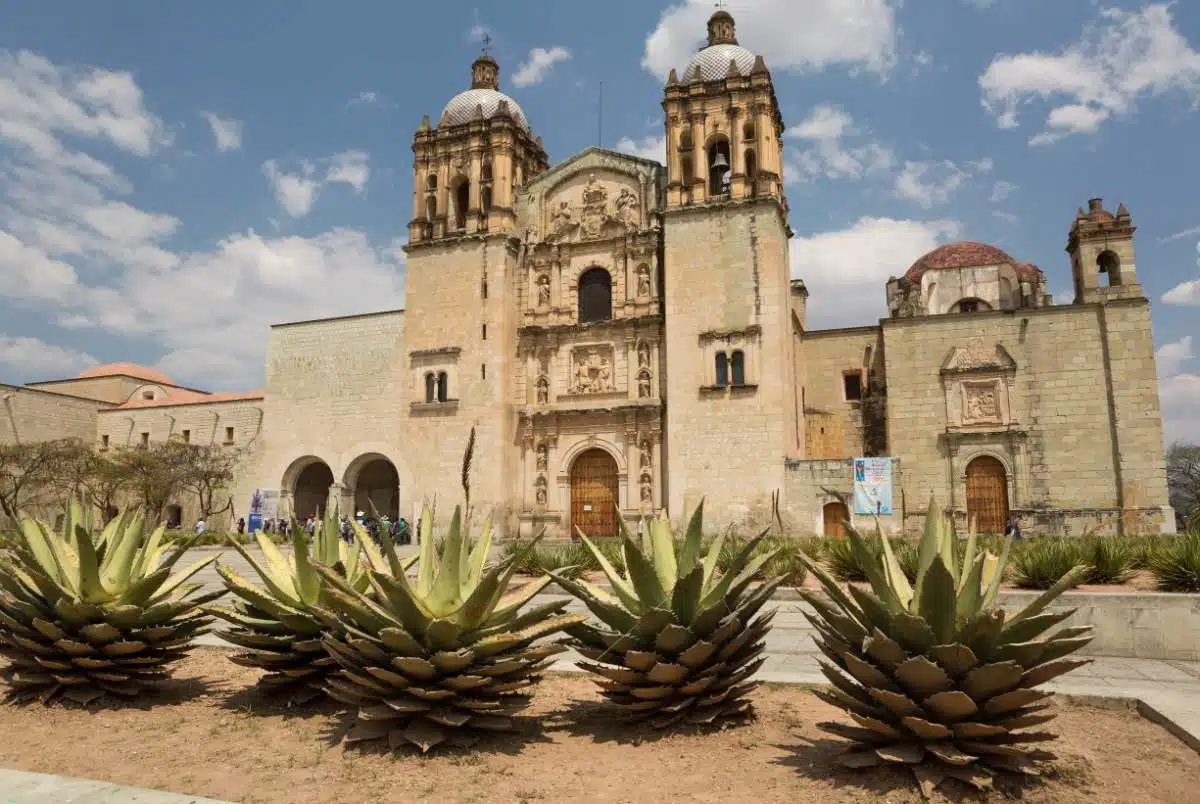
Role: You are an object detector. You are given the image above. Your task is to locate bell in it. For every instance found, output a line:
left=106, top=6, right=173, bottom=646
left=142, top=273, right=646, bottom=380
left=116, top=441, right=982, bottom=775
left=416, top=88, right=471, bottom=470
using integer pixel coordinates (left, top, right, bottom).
left=710, top=151, right=729, bottom=171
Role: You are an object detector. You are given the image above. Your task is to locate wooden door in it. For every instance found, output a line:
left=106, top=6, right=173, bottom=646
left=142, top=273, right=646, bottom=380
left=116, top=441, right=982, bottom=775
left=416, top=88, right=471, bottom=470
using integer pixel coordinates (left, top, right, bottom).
left=966, top=456, right=1009, bottom=534
left=571, top=449, right=618, bottom=539
left=823, top=502, right=849, bottom=539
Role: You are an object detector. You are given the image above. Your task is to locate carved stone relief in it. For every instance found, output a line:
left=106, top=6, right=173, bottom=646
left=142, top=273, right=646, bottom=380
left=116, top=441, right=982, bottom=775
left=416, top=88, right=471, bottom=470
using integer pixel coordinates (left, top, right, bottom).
left=636, top=264, right=651, bottom=298
left=637, top=369, right=652, bottom=399
left=544, top=173, right=640, bottom=243
left=571, top=346, right=614, bottom=394
left=535, top=476, right=548, bottom=506
left=535, top=375, right=549, bottom=404
left=962, top=381, right=1001, bottom=423
left=536, top=443, right=548, bottom=471
left=640, top=473, right=653, bottom=504
left=616, top=187, right=640, bottom=227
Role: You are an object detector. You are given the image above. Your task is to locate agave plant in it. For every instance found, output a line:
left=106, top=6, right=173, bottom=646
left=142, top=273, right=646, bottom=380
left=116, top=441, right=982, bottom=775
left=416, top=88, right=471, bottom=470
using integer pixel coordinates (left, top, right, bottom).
left=549, top=503, right=781, bottom=728
left=313, top=505, right=586, bottom=752
left=798, top=499, right=1093, bottom=796
left=205, top=488, right=411, bottom=704
left=0, top=499, right=221, bottom=705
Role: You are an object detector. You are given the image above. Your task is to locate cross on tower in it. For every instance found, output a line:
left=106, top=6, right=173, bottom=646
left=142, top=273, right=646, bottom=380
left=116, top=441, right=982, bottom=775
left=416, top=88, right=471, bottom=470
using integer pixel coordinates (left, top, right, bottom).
left=480, top=33, right=492, bottom=56
left=714, top=0, right=727, bottom=9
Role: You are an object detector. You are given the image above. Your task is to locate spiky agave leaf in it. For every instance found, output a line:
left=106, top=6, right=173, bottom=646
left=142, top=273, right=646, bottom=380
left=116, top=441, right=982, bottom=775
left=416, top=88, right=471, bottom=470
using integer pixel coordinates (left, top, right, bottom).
left=548, top=501, right=780, bottom=729
left=797, top=497, right=1093, bottom=797
left=313, top=503, right=585, bottom=752
left=0, top=498, right=222, bottom=705
left=206, top=486, right=414, bottom=704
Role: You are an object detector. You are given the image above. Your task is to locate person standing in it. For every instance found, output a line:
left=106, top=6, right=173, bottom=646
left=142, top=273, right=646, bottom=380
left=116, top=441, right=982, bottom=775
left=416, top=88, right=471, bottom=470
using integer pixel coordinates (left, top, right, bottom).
left=194, top=518, right=206, bottom=536
left=1004, top=516, right=1023, bottom=540
left=236, top=517, right=245, bottom=535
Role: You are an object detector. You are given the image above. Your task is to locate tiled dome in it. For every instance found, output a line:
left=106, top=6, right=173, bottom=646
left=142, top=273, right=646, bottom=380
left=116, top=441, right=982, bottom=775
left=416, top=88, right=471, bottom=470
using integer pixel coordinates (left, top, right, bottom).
left=682, top=43, right=758, bottom=83
left=440, top=88, right=528, bottom=130
left=904, top=242, right=1017, bottom=283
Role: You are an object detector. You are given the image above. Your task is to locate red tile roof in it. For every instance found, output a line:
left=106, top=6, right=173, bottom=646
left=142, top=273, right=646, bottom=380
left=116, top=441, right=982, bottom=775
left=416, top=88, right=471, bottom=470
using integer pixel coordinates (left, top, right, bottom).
left=904, top=241, right=1017, bottom=283
left=112, top=390, right=264, bottom=410
left=77, top=362, right=177, bottom=386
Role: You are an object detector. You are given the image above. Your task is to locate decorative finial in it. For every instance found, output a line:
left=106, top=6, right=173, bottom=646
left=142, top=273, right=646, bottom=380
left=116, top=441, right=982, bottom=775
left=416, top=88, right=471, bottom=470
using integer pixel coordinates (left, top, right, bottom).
left=707, top=4, right=737, bottom=46
left=481, top=33, right=492, bottom=56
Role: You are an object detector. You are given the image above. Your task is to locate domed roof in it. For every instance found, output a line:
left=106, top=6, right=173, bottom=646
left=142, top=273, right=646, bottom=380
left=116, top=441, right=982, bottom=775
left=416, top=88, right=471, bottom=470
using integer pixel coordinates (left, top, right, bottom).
left=440, top=87, right=529, bottom=130
left=76, top=362, right=176, bottom=386
left=904, top=242, right=1018, bottom=283
left=683, top=43, right=759, bottom=83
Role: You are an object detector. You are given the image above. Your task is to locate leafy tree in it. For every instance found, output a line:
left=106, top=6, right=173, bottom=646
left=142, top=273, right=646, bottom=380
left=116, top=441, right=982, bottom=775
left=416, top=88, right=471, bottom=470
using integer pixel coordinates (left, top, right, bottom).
left=1167, top=441, right=1200, bottom=529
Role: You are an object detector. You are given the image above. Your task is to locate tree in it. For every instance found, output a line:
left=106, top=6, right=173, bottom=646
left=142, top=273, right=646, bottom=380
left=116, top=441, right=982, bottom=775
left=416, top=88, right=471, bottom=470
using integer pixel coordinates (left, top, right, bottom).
left=76, top=450, right=128, bottom=525
left=110, top=442, right=189, bottom=523
left=0, top=439, right=82, bottom=522
left=174, top=441, right=238, bottom=521
left=1167, top=441, right=1200, bottom=529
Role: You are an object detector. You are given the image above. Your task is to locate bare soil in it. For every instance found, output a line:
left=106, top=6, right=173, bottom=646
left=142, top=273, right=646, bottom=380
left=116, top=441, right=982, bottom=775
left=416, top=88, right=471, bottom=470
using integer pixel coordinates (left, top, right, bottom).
left=1, top=649, right=1196, bottom=803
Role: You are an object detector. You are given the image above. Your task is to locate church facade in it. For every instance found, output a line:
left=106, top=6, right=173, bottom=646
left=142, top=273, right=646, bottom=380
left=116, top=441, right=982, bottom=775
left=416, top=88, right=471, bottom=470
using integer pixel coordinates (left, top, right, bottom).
left=1, top=11, right=1175, bottom=538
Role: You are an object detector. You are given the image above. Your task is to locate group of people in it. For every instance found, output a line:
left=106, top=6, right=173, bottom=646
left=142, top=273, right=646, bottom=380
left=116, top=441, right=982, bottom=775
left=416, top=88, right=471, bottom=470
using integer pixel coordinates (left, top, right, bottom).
left=217, top=512, right=415, bottom=546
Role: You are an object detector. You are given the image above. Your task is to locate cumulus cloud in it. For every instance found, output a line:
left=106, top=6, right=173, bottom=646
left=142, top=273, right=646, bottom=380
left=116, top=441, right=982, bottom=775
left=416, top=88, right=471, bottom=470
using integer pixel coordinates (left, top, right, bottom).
left=980, top=4, right=1200, bottom=146
left=0, top=48, right=405, bottom=390
left=0, top=335, right=97, bottom=378
left=614, top=135, right=666, bottom=164
left=1156, top=336, right=1200, bottom=443
left=893, top=161, right=973, bottom=209
left=790, top=216, right=963, bottom=327
left=1162, top=240, right=1200, bottom=306
left=642, top=0, right=897, bottom=81
left=512, top=47, right=571, bottom=88
left=784, top=105, right=894, bottom=183
left=200, top=111, right=243, bottom=151
left=261, top=150, right=370, bottom=218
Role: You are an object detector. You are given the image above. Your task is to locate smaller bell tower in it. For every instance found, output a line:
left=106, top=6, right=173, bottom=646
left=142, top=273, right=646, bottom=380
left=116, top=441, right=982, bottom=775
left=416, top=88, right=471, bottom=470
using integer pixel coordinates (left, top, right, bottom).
left=1066, top=197, right=1142, bottom=303
left=661, top=10, right=786, bottom=212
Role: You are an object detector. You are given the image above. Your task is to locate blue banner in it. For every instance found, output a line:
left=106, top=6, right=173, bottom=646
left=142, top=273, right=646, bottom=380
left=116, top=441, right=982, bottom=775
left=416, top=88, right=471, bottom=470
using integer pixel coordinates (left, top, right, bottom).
left=853, top=457, right=894, bottom=516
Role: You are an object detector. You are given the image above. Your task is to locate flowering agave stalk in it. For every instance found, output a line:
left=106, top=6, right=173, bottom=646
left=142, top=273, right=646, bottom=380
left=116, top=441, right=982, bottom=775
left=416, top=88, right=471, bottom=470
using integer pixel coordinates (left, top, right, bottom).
left=313, top=505, right=587, bottom=752
left=798, top=499, right=1093, bottom=796
left=0, top=499, right=220, bottom=705
left=549, top=503, right=781, bottom=728
left=206, top=488, right=412, bottom=704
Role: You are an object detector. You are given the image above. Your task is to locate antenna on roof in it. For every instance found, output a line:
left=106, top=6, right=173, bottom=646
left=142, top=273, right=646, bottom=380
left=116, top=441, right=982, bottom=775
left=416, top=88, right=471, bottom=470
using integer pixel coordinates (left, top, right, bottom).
left=598, top=81, right=604, bottom=148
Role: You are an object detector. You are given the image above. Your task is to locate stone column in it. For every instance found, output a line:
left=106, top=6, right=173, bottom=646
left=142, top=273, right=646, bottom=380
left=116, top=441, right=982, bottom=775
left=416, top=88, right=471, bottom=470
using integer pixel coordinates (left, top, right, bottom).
left=729, top=108, right=744, bottom=198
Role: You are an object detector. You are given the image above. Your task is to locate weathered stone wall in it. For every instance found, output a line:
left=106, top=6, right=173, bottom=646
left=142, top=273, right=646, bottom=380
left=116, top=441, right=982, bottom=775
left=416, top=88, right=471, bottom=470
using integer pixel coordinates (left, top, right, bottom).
left=800, top=326, right=881, bottom=459
left=25, top=376, right=159, bottom=405
left=0, top=385, right=105, bottom=445
left=662, top=200, right=795, bottom=530
left=784, top=458, right=904, bottom=536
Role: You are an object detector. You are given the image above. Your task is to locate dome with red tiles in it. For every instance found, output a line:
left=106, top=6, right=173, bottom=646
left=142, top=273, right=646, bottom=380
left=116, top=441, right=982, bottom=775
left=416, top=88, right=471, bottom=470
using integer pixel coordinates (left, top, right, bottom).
left=903, top=241, right=1017, bottom=283
left=76, top=362, right=176, bottom=386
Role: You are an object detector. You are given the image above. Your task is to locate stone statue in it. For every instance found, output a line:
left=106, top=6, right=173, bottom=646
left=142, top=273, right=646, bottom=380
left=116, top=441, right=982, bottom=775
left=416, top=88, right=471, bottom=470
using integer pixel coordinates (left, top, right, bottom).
left=536, top=375, right=549, bottom=404
left=616, top=187, right=640, bottom=227
left=573, top=348, right=613, bottom=394
left=575, top=358, right=593, bottom=393
left=640, top=439, right=652, bottom=469
left=535, top=478, right=547, bottom=506
left=636, top=264, right=651, bottom=298
left=536, top=443, right=548, bottom=471
left=597, top=360, right=611, bottom=391
left=536, top=274, right=551, bottom=308
left=637, top=340, right=650, bottom=368
left=638, top=370, right=651, bottom=399
left=551, top=201, right=573, bottom=236
left=640, top=474, right=653, bottom=504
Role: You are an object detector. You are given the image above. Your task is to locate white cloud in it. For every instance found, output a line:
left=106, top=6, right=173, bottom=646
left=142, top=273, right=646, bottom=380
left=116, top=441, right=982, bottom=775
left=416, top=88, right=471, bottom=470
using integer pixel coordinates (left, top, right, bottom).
left=1161, top=225, right=1200, bottom=243
left=1156, top=336, right=1200, bottom=443
left=980, top=4, right=1200, bottom=145
left=512, top=47, right=571, bottom=88
left=642, top=0, right=897, bottom=81
left=614, top=135, right=666, bottom=164
left=0, top=335, right=97, bottom=377
left=0, top=48, right=406, bottom=390
left=784, top=105, right=893, bottom=183
left=350, top=91, right=379, bottom=106
left=1164, top=280, right=1200, bottom=306
left=1157, top=335, right=1193, bottom=377
left=262, top=150, right=370, bottom=217
left=200, top=111, right=242, bottom=151
left=990, top=180, right=1018, bottom=203
left=893, top=160, right=972, bottom=208
left=790, top=216, right=963, bottom=327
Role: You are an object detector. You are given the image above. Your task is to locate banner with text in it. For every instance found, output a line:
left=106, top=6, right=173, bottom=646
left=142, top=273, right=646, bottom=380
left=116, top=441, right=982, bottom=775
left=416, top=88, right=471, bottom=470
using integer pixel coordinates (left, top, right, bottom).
left=853, top=457, right=894, bottom=516
left=247, top=489, right=280, bottom=532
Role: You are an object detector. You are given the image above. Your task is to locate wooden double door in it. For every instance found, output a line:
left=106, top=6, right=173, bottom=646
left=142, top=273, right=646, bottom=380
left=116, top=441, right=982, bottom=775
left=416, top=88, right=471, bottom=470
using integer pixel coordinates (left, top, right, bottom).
left=570, top=449, right=619, bottom=539
left=965, top=455, right=1009, bottom=534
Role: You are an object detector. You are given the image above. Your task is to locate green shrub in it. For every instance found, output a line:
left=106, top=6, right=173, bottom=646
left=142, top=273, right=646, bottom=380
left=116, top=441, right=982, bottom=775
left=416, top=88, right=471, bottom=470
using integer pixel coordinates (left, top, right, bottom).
left=1011, top=538, right=1085, bottom=590
left=1147, top=531, right=1200, bottom=593
left=823, top=535, right=883, bottom=581
left=893, top=539, right=920, bottom=583
left=1081, top=537, right=1136, bottom=585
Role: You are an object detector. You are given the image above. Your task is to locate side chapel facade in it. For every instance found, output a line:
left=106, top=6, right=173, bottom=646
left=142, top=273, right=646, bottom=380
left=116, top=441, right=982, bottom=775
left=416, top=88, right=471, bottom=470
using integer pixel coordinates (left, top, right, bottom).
left=0, top=11, right=1175, bottom=537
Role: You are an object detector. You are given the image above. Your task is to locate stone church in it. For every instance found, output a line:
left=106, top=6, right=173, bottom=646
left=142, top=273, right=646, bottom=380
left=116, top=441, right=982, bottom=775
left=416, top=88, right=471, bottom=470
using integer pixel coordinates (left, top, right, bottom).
left=0, top=11, right=1175, bottom=538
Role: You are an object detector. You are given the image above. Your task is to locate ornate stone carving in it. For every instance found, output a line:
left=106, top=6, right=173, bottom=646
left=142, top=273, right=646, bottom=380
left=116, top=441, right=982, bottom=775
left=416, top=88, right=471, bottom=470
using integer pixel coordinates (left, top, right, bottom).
left=551, top=202, right=574, bottom=237
left=640, top=473, right=653, bottom=504
left=637, top=369, right=652, bottom=399
left=636, top=264, right=651, bottom=298
left=963, top=382, right=1001, bottom=423
left=544, top=173, right=640, bottom=243
left=571, top=347, right=614, bottom=394
left=640, top=439, right=652, bottom=469
left=535, top=476, right=547, bottom=506
left=637, top=340, right=650, bottom=368
left=616, top=187, right=640, bottom=227
left=536, top=274, right=551, bottom=308
left=579, top=174, right=609, bottom=239
left=536, top=442, right=548, bottom=471
left=535, top=375, right=549, bottom=404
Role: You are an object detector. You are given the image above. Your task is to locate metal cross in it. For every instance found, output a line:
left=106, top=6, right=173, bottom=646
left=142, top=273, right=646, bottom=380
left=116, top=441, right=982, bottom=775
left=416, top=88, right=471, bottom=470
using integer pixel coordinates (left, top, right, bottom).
left=715, top=0, right=727, bottom=9
left=481, top=33, right=492, bottom=56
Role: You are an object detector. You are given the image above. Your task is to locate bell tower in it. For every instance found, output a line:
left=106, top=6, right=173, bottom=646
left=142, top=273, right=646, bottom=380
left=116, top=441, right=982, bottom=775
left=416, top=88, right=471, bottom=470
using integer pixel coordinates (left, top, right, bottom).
left=662, top=10, right=786, bottom=211
left=1066, top=198, right=1142, bottom=304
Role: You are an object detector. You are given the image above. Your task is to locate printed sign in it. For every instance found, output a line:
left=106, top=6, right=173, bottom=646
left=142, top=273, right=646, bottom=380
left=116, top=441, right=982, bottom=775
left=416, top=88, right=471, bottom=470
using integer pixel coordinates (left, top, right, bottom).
left=247, top=489, right=280, bottom=533
left=853, top=457, right=894, bottom=516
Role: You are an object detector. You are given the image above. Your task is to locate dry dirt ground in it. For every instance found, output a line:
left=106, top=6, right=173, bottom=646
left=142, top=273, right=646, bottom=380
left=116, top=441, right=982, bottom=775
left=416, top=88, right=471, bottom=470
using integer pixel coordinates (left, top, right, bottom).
left=1, top=648, right=1197, bottom=804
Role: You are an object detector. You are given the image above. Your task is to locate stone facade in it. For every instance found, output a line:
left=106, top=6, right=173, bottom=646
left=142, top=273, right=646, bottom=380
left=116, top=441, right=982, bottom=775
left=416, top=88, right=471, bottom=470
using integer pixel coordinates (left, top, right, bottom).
left=0, top=11, right=1175, bottom=538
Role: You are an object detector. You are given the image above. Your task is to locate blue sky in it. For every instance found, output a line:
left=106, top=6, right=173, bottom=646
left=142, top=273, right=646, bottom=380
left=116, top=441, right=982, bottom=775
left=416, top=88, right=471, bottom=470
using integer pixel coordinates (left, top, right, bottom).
left=0, top=1, right=1198, bottom=441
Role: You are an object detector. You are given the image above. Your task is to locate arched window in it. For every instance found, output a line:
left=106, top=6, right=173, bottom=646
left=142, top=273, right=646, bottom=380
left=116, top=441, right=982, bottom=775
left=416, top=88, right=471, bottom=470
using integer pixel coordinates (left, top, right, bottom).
left=436, top=372, right=448, bottom=403
left=578, top=267, right=613, bottom=323
left=425, top=194, right=436, bottom=221
left=452, top=179, right=469, bottom=230
left=952, top=298, right=991, bottom=314
left=481, top=162, right=493, bottom=183
left=707, top=138, right=731, bottom=196
left=744, top=149, right=757, bottom=183
left=715, top=352, right=729, bottom=387
left=426, top=174, right=437, bottom=191
left=424, top=372, right=436, bottom=403
left=481, top=186, right=492, bottom=212
left=1097, top=250, right=1121, bottom=287
left=742, top=120, right=755, bottom=141
left=730, top=350, right=745, bottom=385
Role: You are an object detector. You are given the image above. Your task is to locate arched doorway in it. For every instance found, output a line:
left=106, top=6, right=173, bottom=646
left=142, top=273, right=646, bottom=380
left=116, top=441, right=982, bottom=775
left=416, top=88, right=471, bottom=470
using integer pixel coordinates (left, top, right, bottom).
left=351, top=457, right=400, bottom=520
left=823, top=501, right=849, bottom=539
left=966, top=456, right=1009, bottom=534
left=293, top=461, right=334, bottom=521
left=571, top=449, right=619, bottom=538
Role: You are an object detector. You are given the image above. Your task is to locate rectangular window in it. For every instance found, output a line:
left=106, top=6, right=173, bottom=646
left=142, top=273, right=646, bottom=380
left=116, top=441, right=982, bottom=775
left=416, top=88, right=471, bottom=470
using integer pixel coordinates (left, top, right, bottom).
left=843, top=372, right=864, bottom=402
left=959, top=300, right=980, bottom=313
left=182, top=429, right=191, bottom=443
left=730, top=350, right=746, bottom=386
left=481, top=363, right=487, bottom=380
left=141, top=391, right=154, bottom=400
left=482, top=323, right=487, bottom=340
left=140, top=432, right=150, bottom=446
left=224, top=426, right=235, bottom=443
left=100, top=434, right=109, bottom=451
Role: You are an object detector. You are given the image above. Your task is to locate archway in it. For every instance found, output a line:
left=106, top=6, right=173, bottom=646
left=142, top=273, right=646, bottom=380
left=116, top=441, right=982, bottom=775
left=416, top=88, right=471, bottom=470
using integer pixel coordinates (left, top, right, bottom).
left=823, top=501, right=849, bottom=539
left=166, top=504, right=183, bottom=529
left=350, top=457, right=400, bottom=521
left=293, top=461, right=334, bottom=522
left=966, top=455, right=1009, bottom=534
left=570, top=448, right=619, bottom=538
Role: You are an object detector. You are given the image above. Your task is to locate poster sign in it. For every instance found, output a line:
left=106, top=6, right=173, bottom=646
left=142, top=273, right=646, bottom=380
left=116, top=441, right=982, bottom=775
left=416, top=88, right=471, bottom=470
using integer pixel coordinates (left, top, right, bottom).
left=853, top=457, right=894, bottom=516
left=247, top=489, right=280, bottom=532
